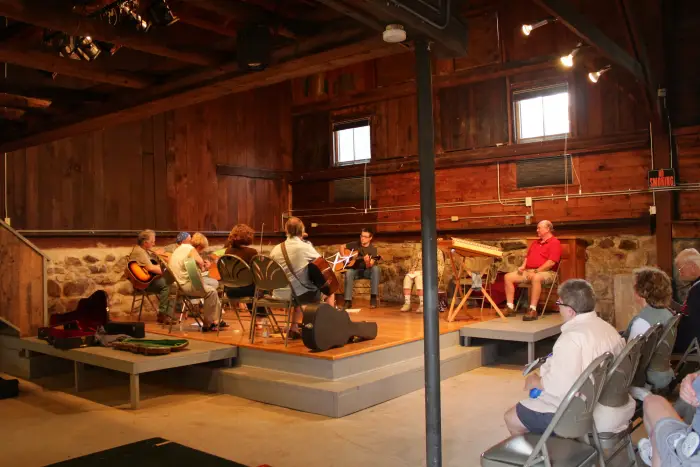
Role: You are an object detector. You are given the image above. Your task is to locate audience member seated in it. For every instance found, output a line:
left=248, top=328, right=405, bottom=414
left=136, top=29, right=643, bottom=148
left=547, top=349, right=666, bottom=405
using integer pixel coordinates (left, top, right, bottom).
left=674, top=249, right=700, bottom=354
left=175, top=231, right=191, bottom=246
left=169, top=232, right=223, bottom=332
left=625, top=267, right=675, bottom=390
left=504, top=279, right=634, bottom=435
left=223, top=224, right=263, bottom=316
left=270, top=217, right=335, bottom=338
left=400, top=244, right=445, bottom=314
left=339, top=228, right=380, bottom=309
left=637, top=371, right=700, bottom=466
left=504, top=220, right=561, bottom=321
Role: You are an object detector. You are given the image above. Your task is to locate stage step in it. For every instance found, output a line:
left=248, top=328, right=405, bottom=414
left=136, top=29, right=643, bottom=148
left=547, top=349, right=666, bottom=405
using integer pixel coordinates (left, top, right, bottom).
left=201, top=336, right=496, bottom=418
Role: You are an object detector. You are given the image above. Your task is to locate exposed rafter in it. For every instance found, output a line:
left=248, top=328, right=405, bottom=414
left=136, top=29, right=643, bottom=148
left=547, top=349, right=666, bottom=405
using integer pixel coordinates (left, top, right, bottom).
left=0, top=37, right=405, bottom=152
left=0, top=42, right=151, bottom=88
left=0, top=0, right=226, bottom=66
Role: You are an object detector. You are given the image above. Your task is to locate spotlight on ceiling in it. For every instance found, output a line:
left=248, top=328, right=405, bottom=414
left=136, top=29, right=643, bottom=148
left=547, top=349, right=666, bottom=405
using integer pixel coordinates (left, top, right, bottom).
left=120, top=0, right=151, bottom=32
left=149, top=0, right=179, bottom=26
left=75, top=36, right=102, bottom=61
left=560, top=43, right=582, bottom=68
left=521, top=18, right=555, bottom=36
left=588, top=65, right=611, bottom=83
left=237, top=25, right=271, bottom=71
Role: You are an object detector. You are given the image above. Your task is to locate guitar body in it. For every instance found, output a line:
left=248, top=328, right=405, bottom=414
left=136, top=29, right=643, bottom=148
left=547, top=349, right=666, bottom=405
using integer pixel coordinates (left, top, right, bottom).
left=307, top=257, right=340, bottom=295
left=207, top=253, right=221, bottom=281
left=126, top=261, right=159, bottom=290
left=301, top=303, right=378, bottom=352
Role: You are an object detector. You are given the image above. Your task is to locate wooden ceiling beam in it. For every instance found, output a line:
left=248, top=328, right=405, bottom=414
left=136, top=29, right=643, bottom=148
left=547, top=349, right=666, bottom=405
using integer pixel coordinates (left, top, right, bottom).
left=0, top=92, right=52, bottom=110
left=0, top=83, right=107, bottom=102
left=0, top=37, right=405, bottom=152
left=532, top=0, right=646, bottom=85
left=0, top=43, right=152, bottom=88
left=0, top=0, right=225, bottom=66
left=312, top=0, right=386, bottom=33
left=0, top=106, right=25, bottom=120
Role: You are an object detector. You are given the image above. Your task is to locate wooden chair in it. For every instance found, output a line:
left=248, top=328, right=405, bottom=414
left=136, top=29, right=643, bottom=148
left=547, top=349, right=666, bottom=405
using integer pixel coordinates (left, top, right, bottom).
left=217, top=254, right=255, bottom=335
left=249, top=255, right=298, bottom=347
left=481, top=352, right=614, bottom=467
left=514, top=268, right=560, bottom=317
left=593, top=335, right=645, bottom=467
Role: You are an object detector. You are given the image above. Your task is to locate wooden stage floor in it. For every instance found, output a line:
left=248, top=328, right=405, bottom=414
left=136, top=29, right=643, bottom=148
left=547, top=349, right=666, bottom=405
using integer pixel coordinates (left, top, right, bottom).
left=141, top=300, right=499, bottom=360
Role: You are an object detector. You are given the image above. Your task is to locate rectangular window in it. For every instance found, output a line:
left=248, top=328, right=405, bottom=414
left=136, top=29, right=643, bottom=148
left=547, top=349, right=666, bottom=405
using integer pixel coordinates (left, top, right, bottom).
left=514, top=85, right=570, bottom=143
left=332, top=118, right=371, bottom=166
left=516, top=156, right=573, bottom=188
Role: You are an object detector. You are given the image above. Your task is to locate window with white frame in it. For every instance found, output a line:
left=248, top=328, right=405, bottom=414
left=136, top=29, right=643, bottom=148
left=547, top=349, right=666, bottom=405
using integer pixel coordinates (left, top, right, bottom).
left=514, top=85, right=570, bottom=143
left=332, top=118, right=371, bottom=166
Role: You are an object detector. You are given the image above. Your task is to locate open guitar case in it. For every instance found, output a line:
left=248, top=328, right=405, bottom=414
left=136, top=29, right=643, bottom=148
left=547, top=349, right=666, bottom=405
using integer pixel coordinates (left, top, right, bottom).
left=301, top=303, right=378, bottom=352
left=38, top=290, right=145, bottom=350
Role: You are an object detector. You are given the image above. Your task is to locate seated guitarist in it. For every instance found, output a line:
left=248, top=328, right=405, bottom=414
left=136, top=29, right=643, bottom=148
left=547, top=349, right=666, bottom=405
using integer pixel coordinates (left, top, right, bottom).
left=169, top=232, right=224, bottom=332
left=270, top=217, right=335, bottom=338
left=339, top=228, right=380, bottom=309
left=128, top=230, right=174, bottom=324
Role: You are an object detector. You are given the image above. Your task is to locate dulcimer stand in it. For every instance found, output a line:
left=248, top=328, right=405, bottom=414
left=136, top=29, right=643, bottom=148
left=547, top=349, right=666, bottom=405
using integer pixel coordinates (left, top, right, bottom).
left=443, top=246, right=507, bottom=323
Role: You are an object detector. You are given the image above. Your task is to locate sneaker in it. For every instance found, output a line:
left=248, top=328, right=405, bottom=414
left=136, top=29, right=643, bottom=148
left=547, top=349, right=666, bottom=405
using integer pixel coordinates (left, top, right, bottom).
left=638, top=438, right=652, bottom=466
left=217, top=320, right=230, bottom=329
left=370, top=296, right=378, bottom=309
left=400, top=303, right=412, bottom=312
left=415, top=305, right=423, bottom=314
left=629, top=386, right=652, bottom=402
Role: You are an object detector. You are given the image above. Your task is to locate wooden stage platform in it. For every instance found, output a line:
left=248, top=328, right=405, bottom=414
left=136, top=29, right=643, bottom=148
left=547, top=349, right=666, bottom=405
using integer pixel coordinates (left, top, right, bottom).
left=142, top=302, right=485, bottom=360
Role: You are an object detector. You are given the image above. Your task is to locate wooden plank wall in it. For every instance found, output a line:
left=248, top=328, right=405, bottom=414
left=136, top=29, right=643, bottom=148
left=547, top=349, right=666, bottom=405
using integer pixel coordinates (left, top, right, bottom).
left=0, top=82, right=292, bottom=233
left=0, top=225, right=45, bottom=337
left=289, top=0, right=659, bottom=234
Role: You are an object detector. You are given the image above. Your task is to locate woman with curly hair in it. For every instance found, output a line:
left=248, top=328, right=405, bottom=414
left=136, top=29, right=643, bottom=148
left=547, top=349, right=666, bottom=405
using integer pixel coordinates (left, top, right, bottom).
left=625, top=266, right=675, bottom=389
left=223, top=224, right=260, bottom=307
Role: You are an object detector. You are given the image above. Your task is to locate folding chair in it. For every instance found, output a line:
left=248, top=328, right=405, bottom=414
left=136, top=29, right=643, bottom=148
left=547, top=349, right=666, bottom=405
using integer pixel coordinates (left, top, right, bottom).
left=217, top=254, right=255, bottom=335
left=162, top=260, right=207, bottom=333
left=648, top=313, right=682, bottom=395
left=593, top=335, right=645, bottom=467
left=514, top=268, right=560, bottom=317
left=249, top=255, right=298, bottom=347
left=481, top=352, right=614, bottom=467
left=129, top=289, right=157, bottom=322
left=675, top=337, right=700, bottom=378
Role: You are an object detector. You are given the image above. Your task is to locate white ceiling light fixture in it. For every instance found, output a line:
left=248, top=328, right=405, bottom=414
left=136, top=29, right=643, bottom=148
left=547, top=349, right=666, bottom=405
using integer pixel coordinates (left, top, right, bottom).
left=560, top=42, right=583, bottom=68
left=521, top=18, right=555, bottom=36
left=588, top=65, right=611, bottom=83
left=383, top=24, right=406, bottom=43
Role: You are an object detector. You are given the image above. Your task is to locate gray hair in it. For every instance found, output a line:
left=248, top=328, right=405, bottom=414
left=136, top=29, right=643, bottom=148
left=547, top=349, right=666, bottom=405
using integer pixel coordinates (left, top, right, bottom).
left=676, top=248, right=700, bottom=269
left=137, top=229, right=155, bottom=246
left=557, top=279, right=596, bottom=314
left=539, top=220, right=553, bottom=231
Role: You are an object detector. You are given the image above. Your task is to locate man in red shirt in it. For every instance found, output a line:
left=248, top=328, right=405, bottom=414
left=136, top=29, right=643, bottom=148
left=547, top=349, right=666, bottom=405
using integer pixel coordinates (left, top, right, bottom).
left=504, top=220, right=562, bottom=321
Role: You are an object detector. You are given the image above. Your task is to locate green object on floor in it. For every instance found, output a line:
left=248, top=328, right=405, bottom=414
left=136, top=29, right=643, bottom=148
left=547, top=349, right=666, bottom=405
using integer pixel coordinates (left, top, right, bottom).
left=112, top=338, right=189, bottom=355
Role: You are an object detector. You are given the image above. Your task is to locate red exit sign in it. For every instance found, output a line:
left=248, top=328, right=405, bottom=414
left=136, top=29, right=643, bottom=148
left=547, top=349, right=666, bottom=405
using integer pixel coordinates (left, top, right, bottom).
left=649, top=168, right=676, bottom=188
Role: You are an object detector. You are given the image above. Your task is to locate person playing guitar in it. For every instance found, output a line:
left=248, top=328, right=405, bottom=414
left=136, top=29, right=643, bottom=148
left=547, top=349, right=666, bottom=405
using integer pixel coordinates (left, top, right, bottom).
left=338, top=227, right=381, bottom=310
left=127, top=230, right=175, bottom=324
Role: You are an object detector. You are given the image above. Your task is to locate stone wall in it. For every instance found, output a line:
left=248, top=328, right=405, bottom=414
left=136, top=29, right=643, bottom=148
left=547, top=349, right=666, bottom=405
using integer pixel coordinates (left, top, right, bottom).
left=42, top=235, right=679, bottom=327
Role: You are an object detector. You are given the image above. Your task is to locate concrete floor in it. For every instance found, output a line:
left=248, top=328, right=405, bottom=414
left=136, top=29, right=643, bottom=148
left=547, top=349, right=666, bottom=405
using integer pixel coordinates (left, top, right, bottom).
left=0, top=365, right=526, bottom=467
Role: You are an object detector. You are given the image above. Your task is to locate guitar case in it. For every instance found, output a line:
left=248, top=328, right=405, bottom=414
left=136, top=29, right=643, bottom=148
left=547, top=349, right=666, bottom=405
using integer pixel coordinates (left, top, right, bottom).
left=39, top=290, right=110, bottom=350
left=301, top=303, right=378, bottom=352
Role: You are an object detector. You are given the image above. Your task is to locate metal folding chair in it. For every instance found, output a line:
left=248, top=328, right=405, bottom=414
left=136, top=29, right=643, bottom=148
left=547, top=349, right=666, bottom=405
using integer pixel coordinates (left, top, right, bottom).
left=217, top=254, right=255, bottom=335
left=161, top=260, right=207, bottom=333
left=481, top=352, right=614, bottom=467
left=593, top=335, right=645, bottom=467
left=129, top=289, right=157, bottom=322
left=515, top=268, right=560, bottom=317
left=249, top=255, right=298, bottom=347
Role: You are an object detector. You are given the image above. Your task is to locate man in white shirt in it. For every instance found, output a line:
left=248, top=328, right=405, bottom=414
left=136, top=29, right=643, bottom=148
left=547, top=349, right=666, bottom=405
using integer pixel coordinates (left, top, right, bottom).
left=504, top=279, right=634, bottom=435
left=270, top=217, right=335, bottom=337
left=169, top=232, right=222, bottom=332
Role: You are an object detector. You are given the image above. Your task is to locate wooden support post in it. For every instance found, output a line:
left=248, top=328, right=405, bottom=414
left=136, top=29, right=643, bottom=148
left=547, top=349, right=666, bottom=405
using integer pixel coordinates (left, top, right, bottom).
left=651, top=115, right=674, bottom=275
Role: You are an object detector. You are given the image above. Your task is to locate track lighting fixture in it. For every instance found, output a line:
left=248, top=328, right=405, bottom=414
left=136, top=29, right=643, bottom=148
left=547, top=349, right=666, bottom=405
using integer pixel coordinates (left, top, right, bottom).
left=119, top=0, right=151, bottom=32
left=521, top=18, right=555, bottom=36
left=560, top=43, right=582, bottom=68
left=149, top=0, right=179, bottom=26
left=75, top=36, right=102, bottom=61
left=588, top=65, right=611, bottom=83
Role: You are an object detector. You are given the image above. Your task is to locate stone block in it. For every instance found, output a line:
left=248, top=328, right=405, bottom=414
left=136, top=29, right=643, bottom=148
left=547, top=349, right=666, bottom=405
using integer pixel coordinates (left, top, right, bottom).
left=613, top=273, right=640, bottom=331
left=63, top=279, right=90, bottom=297
left=105, top=254, right=116, bottom=262
left=47, top=279, right=61, bottom=298
left=598, top=238, right=615, bottom=249
left=618, top=239, right=639, bottom=250
left=64, top=257, right=82, bottom=267
left=82, top=254, right=100, bottom=264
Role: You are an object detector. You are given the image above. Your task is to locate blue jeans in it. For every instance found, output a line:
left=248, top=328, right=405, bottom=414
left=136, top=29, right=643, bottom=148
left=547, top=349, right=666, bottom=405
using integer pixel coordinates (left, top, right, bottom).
left=344, top=266, right=380, bottom=301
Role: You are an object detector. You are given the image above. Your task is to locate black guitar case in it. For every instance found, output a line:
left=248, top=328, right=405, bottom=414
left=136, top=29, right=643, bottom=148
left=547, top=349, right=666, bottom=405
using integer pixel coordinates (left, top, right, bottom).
left=301, top=303, right=378, bottom=352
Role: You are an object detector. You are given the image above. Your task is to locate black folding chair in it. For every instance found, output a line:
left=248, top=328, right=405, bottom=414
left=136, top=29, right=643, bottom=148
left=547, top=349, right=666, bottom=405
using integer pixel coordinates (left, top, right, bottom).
left=217, top=254, right=255, bottom=335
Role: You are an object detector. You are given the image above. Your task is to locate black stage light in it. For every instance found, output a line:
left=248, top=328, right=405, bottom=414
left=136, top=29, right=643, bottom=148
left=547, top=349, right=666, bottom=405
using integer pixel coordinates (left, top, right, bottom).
left=119, top=0, right=151, bottom=32
left=75, top=36, right=102, bottom=61
left=236, top=25, right=271, bottom=71
left=149, top=0, right=179, bottom=26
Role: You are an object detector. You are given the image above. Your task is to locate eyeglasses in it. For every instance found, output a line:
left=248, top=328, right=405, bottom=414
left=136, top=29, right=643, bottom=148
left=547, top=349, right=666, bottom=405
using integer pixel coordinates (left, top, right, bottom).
left=555, top=299, right=576, bottom=311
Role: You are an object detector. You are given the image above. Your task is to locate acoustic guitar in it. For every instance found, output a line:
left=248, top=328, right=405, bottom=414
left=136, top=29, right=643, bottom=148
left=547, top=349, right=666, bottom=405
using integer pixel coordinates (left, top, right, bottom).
left=301, top=303, right=378, bottom=352
left=126, top=260, right=160, bottom=290
left=333, top=250, right=382, bottom=272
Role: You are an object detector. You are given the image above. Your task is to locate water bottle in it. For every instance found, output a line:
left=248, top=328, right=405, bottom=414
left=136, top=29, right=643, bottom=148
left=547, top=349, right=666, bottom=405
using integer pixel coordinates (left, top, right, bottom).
left=262, top=319, right=270, bottom=338
left=529, top=388, right=542, bottom=399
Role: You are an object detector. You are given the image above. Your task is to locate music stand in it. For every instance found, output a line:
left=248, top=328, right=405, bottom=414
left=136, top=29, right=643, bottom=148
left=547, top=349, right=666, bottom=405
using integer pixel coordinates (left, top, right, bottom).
left=441, top=242, right=507, bottom=322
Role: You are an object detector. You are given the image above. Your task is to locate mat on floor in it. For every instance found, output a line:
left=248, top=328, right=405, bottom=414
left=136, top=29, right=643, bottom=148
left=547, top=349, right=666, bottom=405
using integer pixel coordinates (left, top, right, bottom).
left=45, top=437, right=249, bottom=467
